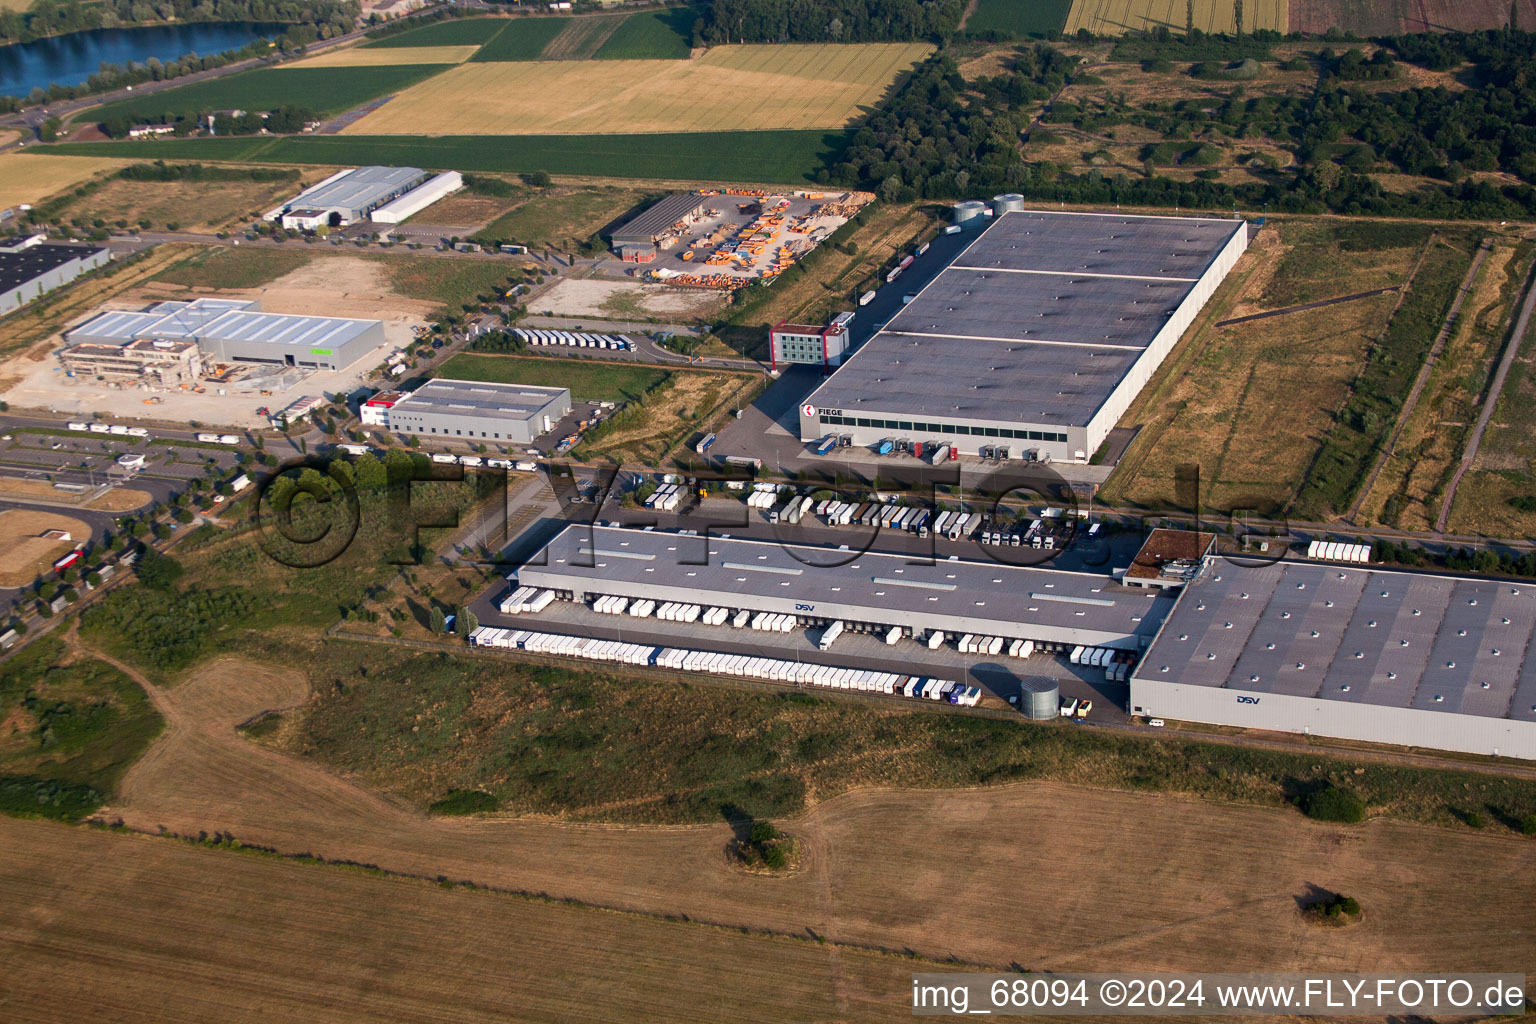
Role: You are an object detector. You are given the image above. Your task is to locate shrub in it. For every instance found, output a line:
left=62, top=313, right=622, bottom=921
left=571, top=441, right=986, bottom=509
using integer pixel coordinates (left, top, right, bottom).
left=1465, top=810, right=1486, bottom=828
left=1521, top=814, right=1536, bottom=835
left=430, top=789, right=498, bottom=815
left=748, top=820, right=779, bottom=844
left=1301, top=785, right=1366, bottom=823
left=762, top=845, right=788, bottom=870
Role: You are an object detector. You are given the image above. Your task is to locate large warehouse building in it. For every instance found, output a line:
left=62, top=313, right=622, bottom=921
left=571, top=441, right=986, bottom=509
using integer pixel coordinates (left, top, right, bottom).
left=518, top=524, right=1176, bottom=650
left=384, top=378, right=571, bottom=444
left=264, top=166, right=427, bottom=230
left=798, top=206, right=1247, bottom=462
left=0, top=237, right=110, bottom=316
left=1132, top=560, right=1536, bottom=759
left=64, top=298, right=384, bottom=372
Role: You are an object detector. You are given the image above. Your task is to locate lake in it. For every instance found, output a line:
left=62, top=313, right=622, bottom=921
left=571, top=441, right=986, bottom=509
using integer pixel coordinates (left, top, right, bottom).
left=0, top=22, right=289, bottom=100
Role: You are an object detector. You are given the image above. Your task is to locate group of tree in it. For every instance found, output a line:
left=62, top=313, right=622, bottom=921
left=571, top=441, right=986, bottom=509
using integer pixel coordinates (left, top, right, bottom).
left=100, top=102, right=315, bottom=138
left=0, top=0, right=358, bottom=47
left=820, top=30, right=1536, bottom=221
left=699, top=0, right=964, bottom=44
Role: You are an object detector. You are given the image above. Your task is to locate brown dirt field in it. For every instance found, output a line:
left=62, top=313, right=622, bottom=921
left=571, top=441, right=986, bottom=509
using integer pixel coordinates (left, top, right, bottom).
left=0, top=816, right=917, bottom=1023
left=1290, top=0, right=1534, bottom=33
left=0, top=476, right=151, bottom=512
left=0, top=508, right=87, bottom=587
left=403, top=190, right=521, bottom=229
left=82, top=651, right=1536, bottom=978
left=134, top=253, right=440, bottom=323
left=582, top=370, right=757, bottom=463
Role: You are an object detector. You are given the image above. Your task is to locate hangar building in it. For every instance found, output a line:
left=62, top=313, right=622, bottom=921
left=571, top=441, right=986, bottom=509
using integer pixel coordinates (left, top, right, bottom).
left=0, top=237, right=110, bottom=316
left=64, top=298, right=384, bottom=372
left=1132, top=559, right=1536, bottom=759
left=610, top=193, right=710, bottom=261
left=518, top=525, right=1176, bottom=650
left=264, top=166, right=427, bottom=230
left=798, top=208, right=1247, bottom=462
left=384, top=377, right=571, bottom=444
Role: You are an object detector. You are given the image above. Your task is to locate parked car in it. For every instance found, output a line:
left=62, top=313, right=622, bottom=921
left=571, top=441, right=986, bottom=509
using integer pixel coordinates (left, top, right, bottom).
left=1147, top=718, right=1165, bottom=728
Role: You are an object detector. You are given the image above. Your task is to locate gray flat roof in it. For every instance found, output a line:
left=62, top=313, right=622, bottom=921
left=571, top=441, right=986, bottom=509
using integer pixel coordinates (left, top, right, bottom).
left=805, top=210, right=1243, bottom=427
left=66, top=300, right=379, bottom=351
left=523, top=524, right=1172, bottom=644
left=612, top=192, right=708, bottom=243
left=397, top=378, right=570, bottom=421
left=1136, top=560, right=1536, bottom=724
left=287, top=166, right=423, bottom=214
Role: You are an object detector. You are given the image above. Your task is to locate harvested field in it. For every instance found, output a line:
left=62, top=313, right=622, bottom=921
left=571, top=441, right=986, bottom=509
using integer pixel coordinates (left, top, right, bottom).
left=345, top=43, right=933, bottom=135
left=1289, top=0, right=1534, bottom=34
left=1066, top=0, right=1288, bottom=34
left=0, top=509, right=89, bottom=587
left=0, top=153, right=124, bottom=208
left=0, top=816, right=917, bottom=1023
left=73, top=653, right=1536, bottom=981
left=539, top=11, right=627, bottom=60
left=281, top=44, right=481, bottom=67
left=1103, top=220, right=1434, bottom=514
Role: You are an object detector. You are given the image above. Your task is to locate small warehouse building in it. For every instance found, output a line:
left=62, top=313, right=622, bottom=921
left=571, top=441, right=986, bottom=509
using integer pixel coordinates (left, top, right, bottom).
left=383, top=378, right=571, bottom=444
left=64, top=298, right=384, bottom=372
left=0, top=237, right=110, bottom=316
left=610, top=192, right=710, bottom=261
left=264, top=166, right=427, bottom=229
left=1132, top=559, right=1536, bottom=759
left=516, top=525, right=1176, bottom=650
left=771, top=312, right=853, bottom=371
left=799, top=207, right=1247, bottom=462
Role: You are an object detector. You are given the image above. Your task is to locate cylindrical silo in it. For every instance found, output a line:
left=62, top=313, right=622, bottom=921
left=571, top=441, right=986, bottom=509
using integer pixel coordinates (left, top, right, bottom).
left=991, top=193, right=1026, bottom=215
left=1019, top=676, right=1059, bottom=721
left=953, top=200, right=987, bottom=228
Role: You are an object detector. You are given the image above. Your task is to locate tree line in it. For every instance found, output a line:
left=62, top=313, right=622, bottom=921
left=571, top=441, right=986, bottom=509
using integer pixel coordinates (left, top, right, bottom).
left=0, top=0, right=357, bottom=46
left=699, top=0, right=963, bottom=44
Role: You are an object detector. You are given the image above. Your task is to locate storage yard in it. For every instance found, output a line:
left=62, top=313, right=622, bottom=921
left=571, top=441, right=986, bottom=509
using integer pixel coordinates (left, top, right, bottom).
left=800, top=201, right=1248, bottom=463
left=612, top=189, right=872, bottom=289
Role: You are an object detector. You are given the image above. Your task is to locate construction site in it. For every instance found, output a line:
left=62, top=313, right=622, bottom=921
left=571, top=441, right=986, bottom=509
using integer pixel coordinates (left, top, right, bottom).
left=608, top=188, right=872, bottom=290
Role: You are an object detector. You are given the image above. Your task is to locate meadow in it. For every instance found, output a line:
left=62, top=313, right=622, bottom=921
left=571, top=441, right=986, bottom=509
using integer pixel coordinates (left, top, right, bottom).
left=964, top=0, right=1072, bottom=36
left=43, top=129, right=844, bottom=182
left=362, top=15, right=509, bottom=48
left=593, top=6, right=697, bottom=59
left=472, top=184, right=656, bottom=251
left=1064, top=0, right=1289, bottom=35
left=86, top=64, right=447, bottom=124
left=438, top=352, right=670, bottom=403
left=469, top=16, right=572, bottom=61
left=153, top=247, right=315, bottom=290
left=345, top=43, right=932, bottom=135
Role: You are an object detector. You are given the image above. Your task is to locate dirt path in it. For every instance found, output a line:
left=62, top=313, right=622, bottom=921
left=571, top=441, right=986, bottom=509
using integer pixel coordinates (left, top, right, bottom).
left=1214, top=286, right=1400, bottom=327
left=1347, top=237, right=1489, bottom=524
left=1437, top=254, right=1536, bottom=532
left=64, top=647, right=1536, bottom=976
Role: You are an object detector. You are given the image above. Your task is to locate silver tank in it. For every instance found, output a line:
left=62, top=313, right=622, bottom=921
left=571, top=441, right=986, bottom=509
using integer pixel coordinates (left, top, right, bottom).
left=1019, top=675, right=1059, bottom=721
left=953, top=200, right=988, bottom=227
left=991, top=193, right=1026, bottom=215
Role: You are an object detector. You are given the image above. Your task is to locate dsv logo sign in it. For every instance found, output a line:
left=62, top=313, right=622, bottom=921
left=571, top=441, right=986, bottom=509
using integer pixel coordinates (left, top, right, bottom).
left=795, top=602, right=816, bottom=612
left=1236, top=696, right=1262, bottom=705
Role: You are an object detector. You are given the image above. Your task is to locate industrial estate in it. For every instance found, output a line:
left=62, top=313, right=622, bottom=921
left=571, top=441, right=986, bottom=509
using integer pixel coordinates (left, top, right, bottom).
left=2, top=0, right=1536, bottom=1018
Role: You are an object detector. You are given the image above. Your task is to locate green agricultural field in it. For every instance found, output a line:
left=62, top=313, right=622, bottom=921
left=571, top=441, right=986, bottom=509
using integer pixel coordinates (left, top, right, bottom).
left=154, top=247, right=313, bottom=290
left=362, top=16, right=509, bottom=48
left=43, top=128, right=846, bottom=183
left=471, top=17, right=570, bottom=61
left=438, top=353, right=669, bottom=403
left=86, top=65, right=447, bottom=124
left=593, top=6, right=697, bottom=59
left=964, top=0, right=1072, bottom=36
left=0, top=635, right=163, bottom=823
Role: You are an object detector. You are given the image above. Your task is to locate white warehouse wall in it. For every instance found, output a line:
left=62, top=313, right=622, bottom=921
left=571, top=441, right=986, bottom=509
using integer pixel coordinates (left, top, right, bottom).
left=1129, top=676, right=1536, bottom=761
left=1083, top=220, right=1249, bottom=455
left=371, top=171, right=465, bottom=224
